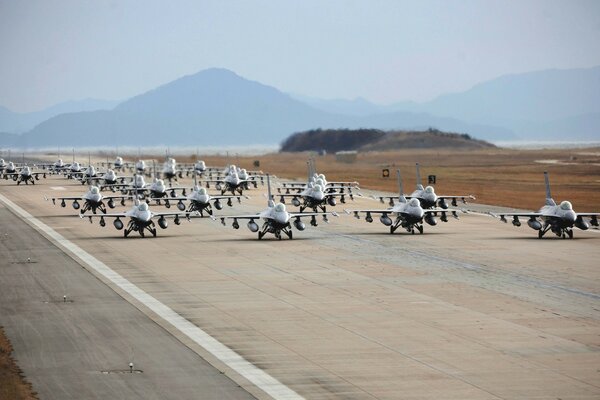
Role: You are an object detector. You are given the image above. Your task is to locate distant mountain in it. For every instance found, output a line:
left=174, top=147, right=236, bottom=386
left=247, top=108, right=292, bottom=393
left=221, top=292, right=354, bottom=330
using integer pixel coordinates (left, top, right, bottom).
left=289, top=94, right=396, bottom=116
left=0, top=98, right=120, bottom=133
left=11, top=68, right=509, bottom=148
left=298, top=66, right=600, bottom=140
left=417, top=66, right=600, bottom=125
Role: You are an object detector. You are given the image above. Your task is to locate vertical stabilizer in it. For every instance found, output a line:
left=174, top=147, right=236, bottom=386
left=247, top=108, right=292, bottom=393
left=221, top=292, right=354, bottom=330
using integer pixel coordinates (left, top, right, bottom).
left=397, top=169, right=407, bottom=203
left=307, top=161, right=311, bottom=182
left=544, top=171, right=556, bottom=206
left=133, top=173, right=140, bottom=203
left=415, top=163, right=424, bottom=190
left=267, top=174, right=275, bottom=206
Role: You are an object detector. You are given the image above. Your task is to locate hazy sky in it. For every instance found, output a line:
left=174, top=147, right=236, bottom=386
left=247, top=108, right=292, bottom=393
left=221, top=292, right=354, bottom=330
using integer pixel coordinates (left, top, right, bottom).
left=1, top=0, right=599, bottom=112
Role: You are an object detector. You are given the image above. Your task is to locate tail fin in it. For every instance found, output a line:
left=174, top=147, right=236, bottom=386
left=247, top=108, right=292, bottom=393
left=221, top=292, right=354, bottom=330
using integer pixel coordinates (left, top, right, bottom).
left=397, top=169, right=407, bottom=203
left=267, top=174, right=274, bottom=206
left=415, top=163, right=424, bottom=190
left=307, top=161, right=311, bottom=182
left=544, top=171, right=555, bottom=206
left=133, top=173, right=140, bottom=204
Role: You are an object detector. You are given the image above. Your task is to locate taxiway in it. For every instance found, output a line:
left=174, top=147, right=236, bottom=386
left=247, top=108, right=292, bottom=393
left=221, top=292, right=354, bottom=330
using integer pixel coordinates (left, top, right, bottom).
left=1, top=174, right=599, bottom=399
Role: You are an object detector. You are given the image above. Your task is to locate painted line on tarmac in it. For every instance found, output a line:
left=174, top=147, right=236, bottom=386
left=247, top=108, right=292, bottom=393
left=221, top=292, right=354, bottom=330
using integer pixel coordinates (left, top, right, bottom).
left=0, top=193, right=304, bottom=400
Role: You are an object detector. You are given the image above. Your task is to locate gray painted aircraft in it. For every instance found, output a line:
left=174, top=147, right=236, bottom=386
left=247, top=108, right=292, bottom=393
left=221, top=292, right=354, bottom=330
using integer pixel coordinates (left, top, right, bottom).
left=48, top=186, right=132, bottom=214
left=493, top=171, right=599, bottom=238
left=83, top=199, right=198, bottom=238
left=346, top=169, right=461, bottom=234
left=374, top=163, right=475, bottom=209
left=201, top=164, right=263, bottom=196
left=278, top=158, right=359, bottom=194
left=218, top=174, right=337, bottom=240
left=278, top=161, right=359, bottom=216
left=149, top=174, right=245, bottom=216
left=3, top=165, right=47, bottom=185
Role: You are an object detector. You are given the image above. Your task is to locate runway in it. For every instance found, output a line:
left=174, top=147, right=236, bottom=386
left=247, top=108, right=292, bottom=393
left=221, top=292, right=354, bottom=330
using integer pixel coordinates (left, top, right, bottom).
left=1, top=174, right=599, bottom=399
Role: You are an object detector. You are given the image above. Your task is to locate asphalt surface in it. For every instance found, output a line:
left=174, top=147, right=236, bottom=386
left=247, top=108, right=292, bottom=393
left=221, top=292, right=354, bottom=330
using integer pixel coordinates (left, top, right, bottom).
left=0, top=204, right=255, bottom=400
left=1, top=168, right=599, bottom=400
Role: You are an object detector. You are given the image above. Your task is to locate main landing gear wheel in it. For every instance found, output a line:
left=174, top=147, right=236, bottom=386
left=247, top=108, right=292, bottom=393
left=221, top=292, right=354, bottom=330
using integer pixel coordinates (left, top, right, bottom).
left=417, top=225, right=423, bottom=234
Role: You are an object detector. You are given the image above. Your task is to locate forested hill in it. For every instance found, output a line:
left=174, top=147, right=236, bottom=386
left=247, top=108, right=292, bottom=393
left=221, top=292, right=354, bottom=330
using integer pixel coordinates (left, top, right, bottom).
left=280, top=128, right=496, bottom=152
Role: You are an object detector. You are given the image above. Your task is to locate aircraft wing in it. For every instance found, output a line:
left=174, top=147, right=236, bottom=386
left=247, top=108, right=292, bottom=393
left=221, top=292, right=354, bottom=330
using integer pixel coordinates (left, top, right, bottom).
left=346, top=208, right=463, bottom=218
left=49, top=196, right=84, bottom=203
left=288, top=211, right=338, bottom=219
left=79, top=213, right=130, bottom=217
left=493, top=212, right=599, bottom=227
left=217, top=213, right=260, bottom=221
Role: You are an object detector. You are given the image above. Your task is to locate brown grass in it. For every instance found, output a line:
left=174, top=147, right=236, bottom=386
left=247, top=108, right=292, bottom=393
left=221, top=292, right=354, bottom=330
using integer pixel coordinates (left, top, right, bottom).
left=0, top=327, right=38, bottom=400
left=141, top=147, right=600, bottom=211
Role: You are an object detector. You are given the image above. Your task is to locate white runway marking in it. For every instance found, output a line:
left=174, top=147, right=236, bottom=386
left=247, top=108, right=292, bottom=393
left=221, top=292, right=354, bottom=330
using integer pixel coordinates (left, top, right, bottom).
left=50, top=186, right=67, bottom=190
left=0, top=193, right=304, bottom=400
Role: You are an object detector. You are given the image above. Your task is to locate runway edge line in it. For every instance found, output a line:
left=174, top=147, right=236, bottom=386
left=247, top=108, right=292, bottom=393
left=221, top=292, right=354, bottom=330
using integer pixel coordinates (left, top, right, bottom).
left=0, top=193, right=304, bottom=400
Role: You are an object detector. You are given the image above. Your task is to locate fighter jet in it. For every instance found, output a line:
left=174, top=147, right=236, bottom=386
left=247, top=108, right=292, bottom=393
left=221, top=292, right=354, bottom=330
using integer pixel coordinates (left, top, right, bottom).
left=279, top=159, right=359, bottom=194
left=48, top=186, right=132, bottom=214
left=346, top=169, right=461, bottom=234
left=374, top=163, right=475, bottom=209
left=149, top=174, right=245, bottom=215
left=1, top=161, right=19, bottom=176
left=278, top=162, right=359, bottom=215
left=201, top=165, right=262, bottom=196
left=493, top=171, right=599, bottom=239
left=161, top=158, right=183, bottom=183
left=100, top=156, right=133, bottom=171
left=182, top=160, right=222, bottom=177
left=3, top=165, right=47, bottom=185
left=218, top=175, right=337, bottom=240
left=82, top=199, right=198, bottom=238
left=0, top=159, right=9, bottom=175
left=103, top=174, right=186, bottom=199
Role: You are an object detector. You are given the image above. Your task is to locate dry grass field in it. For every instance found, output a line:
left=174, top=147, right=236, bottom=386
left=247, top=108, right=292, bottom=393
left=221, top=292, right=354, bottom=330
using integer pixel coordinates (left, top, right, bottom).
left=164, top=147, right=600, bottom=211
left=0, top=327, right=37, bottom=400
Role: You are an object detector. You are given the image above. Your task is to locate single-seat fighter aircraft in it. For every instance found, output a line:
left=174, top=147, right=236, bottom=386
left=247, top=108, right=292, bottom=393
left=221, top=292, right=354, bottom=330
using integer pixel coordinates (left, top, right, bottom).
left=102, top=174, right=187, bottom=199
left=1, top=161, right=19, bottom=176
left=48, top=186, right=132, bottom=214
left=201, top=165, right=262, bottom=196
left=218, top=175, right=337, bottom=240
left=0, top=159, right=9, bottom=175
left=346, top=169, right=461, bottom=234
left=278, top=158, right=359, bottom=194
left=149, top=175, right=245, bottom=215
left=3, top=165, right=47, bottom=185
left=278, top=162, right=359, bottom=215
left=82, top=199, right=198, bottom=238
left=492, top=171, right=599, bottom=238
left=161, top=158, right=184, bottom=183
left=374, top=163, right=475, bottom=209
